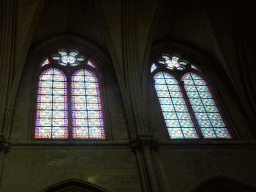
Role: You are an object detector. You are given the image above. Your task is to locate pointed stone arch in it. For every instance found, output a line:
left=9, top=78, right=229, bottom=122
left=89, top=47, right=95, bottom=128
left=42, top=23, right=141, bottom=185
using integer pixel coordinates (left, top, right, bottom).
left=42, top=179, right=109, bottom=192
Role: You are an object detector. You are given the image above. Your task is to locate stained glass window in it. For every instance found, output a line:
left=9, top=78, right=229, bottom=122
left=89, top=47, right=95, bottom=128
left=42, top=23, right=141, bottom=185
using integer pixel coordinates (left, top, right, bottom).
left=35, top=68, right=68, bottom=138
left=154, top=72, right=198, bottom=139
left=35, top=50, right=105, bottom=139
left=182, top=73, right=231, bottom=138
left=71, top=69, right=105, bottom=139
left=152, top=54, right=232, bottom=139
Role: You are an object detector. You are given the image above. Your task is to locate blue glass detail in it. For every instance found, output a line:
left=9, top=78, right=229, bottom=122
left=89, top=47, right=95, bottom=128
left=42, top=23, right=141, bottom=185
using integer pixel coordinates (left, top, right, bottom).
left=182, top=72, right=231, bottom=138
left=154, top=71, right=198, bottom=139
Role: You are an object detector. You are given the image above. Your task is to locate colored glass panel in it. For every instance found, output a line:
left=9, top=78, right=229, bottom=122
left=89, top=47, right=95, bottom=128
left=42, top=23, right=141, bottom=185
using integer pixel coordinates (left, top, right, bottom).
left=182, top=72, right=231, bottom=138
left=53, top=50, right=84, bottom=67
left=35, top=68, right=68, bottom=139
left=191, top=65, right=199, bottom=70
left=166, top=59, right=179, bottom=69
left=71, top=69, right=105, bottom=139
left=41, top=58, right=50, bottom=67
left=88, top=60, right=96, bottom=68
left=154, top=72, right=198, bottom=139
left=151, top=63, right=157, bottom=73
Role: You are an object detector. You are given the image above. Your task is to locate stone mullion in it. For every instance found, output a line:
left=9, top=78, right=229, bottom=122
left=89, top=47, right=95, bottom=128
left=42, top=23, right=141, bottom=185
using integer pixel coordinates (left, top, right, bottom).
left=0, top=0, right=16, bottom=136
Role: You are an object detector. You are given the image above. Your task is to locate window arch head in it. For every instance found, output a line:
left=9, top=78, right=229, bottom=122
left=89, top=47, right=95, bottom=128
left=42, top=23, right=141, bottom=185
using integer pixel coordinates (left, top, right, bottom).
left=35, top=48, right=105, bottom=139
left=151, top=53, right=232, bottom=139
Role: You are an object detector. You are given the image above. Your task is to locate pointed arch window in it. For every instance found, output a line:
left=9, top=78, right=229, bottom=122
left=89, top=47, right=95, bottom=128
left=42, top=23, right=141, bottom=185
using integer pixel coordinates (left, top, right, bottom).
left=35, top=68, right=68, bottom=138
left=71, top=69, right=104, bottom=139
left=35, top=49, right=105, bottom=139
left=151, top=54, right=231, bottom=139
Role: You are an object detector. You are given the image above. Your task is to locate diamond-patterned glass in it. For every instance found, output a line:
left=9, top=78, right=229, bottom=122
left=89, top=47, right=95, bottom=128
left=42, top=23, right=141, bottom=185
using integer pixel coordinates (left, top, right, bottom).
left=182, top=72, right=231, bottom=138
left=35, top=68, right=68, bottom=139
left=71, top=69, right=105, bottom=139
left=154, top=72, right=198, bottom=139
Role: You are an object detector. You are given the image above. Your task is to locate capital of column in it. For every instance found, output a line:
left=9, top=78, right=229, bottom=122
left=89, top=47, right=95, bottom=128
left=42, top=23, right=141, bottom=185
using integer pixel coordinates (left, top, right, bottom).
left=0, top=134, right=11, bottom=154
left=130, top=134, right=158, bottom=152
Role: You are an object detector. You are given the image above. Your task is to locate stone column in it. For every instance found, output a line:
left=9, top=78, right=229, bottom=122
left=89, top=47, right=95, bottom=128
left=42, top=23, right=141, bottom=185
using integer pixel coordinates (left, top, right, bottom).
left=0, top=134, right=11, bottom=187
left=131, top=135, right=159, bottom=192
left=0, top=0, right=16, bottom=136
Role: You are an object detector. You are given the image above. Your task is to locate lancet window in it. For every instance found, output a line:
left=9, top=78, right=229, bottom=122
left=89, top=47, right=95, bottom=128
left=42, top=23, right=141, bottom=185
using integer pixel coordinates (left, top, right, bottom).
left=35, top=49, right=105, bottom=139
left=151, top=54, right=231, bottom=139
